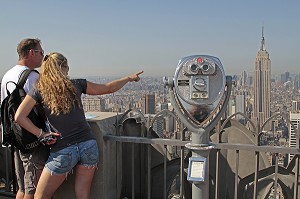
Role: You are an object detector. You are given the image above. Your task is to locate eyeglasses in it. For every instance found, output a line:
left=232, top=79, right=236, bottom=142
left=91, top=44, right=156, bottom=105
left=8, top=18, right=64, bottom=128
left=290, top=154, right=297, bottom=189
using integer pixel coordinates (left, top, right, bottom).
left=43, top=55, right=49, bottom=61
left=33, top=49, right=44, bottom=56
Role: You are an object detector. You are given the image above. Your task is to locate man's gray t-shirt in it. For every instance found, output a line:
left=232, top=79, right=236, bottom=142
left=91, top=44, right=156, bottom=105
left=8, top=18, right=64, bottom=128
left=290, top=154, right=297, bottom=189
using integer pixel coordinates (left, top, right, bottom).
left=28, top=79, right=95, bottom=152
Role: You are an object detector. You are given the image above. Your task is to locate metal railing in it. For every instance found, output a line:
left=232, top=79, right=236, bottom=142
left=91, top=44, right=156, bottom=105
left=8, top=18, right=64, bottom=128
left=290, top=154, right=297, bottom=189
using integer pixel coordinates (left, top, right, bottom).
left=104, top=134, right=300, bottom=199
left=1, top=109, right=299, bottom=199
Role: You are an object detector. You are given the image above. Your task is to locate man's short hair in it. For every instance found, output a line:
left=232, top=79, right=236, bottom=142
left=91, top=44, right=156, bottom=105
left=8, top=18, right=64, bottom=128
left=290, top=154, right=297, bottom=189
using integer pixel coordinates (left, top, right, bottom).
left=17, top=38, right=41, bottom=60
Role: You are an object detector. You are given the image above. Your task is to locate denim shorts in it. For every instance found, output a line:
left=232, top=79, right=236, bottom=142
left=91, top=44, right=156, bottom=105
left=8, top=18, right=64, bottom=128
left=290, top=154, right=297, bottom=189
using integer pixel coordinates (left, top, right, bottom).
left=45, top=139, right=99, bottom=175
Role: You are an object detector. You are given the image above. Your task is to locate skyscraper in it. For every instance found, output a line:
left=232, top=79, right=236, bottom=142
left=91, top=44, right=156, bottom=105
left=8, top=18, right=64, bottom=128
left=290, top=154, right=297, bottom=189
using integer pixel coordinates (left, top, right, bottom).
left=241, top=71, right=248, bottom=88
left=143, top=94, right=155, bottom=114
left=292, top=100, right=298, bottom=112
left=253, top=27, right=271, bottom=129
left=236, top=91, right=246, bottom=120
left=289, top=112, right=300, bottom=162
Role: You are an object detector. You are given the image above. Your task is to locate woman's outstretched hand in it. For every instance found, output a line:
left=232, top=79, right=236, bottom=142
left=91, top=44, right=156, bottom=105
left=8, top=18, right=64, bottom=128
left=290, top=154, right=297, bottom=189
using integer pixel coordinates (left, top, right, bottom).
left=128, top=71, right=144, bottom=82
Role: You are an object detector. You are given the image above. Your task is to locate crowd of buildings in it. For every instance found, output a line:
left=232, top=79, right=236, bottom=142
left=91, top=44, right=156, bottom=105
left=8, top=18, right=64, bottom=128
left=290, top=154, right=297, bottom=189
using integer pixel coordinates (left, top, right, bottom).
left=81, top=28, right=300, bottom=170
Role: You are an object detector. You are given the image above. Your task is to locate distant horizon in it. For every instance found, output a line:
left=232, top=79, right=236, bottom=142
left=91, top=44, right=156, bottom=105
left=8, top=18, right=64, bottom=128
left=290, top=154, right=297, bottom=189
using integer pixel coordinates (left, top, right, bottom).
left=75, top=71, right=300, bottom=80
left=1, top=71, right=299, bottom=82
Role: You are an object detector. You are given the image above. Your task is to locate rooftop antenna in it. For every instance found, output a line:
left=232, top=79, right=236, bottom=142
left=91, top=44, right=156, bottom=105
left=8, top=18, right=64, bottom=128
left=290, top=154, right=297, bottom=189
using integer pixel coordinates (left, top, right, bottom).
left=260, top=24, right=265, bottom=51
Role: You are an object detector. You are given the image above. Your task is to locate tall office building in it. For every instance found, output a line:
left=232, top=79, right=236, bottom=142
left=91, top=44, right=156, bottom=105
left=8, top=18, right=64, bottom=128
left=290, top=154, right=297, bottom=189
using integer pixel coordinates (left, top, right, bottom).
left=253, top=27, right=271, bottom=129
left=292, top=100, right=298, bottom=112
left=285, top=72, right=290, bottom=82
left=248, top=76, right=253, bottom=87
left=143, top=94, right=155, bottom=114
left=280, top=72, right=290, bottom=83
left=227, top=96, right=236, bottom=117
left=289, top=112, right=300, bottom=162
left=241, top=71, right=248, bottom=88
left=236, top=91, right=246, bottom=120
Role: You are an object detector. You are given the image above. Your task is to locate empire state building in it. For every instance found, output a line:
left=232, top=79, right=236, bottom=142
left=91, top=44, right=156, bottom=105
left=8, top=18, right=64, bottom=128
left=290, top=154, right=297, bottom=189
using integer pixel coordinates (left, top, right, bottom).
left=253, top=27, right=271, bottom=129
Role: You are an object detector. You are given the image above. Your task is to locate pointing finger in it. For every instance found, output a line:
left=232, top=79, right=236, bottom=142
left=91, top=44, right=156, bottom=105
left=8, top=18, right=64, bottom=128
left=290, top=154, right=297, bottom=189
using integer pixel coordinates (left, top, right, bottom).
left=136, top=71, right=144, bottom=76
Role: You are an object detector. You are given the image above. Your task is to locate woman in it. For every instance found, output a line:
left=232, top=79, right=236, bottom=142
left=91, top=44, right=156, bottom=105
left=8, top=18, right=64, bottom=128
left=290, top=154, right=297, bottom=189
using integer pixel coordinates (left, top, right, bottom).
left=15, top=52, right=143, bottom=199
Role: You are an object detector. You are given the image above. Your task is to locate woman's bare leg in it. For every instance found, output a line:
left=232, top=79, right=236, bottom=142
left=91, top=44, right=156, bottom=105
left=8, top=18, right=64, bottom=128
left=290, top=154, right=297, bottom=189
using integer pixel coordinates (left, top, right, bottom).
left=74, top=164, right=96, bottom=199
left=34, top=168, right=66, bottom=199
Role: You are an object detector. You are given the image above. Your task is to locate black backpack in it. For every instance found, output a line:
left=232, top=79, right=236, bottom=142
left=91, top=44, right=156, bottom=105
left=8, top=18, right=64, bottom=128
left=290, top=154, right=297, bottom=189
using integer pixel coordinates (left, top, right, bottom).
left=1, top=69, right=46, bottom=153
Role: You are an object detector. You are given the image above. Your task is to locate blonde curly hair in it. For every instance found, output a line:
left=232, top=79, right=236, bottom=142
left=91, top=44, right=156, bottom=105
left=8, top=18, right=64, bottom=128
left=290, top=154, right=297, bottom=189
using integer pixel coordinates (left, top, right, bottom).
left=37, top=52, right=80, bottom=115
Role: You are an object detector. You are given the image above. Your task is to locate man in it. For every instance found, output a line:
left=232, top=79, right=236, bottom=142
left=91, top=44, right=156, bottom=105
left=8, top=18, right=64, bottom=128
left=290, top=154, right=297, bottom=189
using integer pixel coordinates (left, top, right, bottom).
left=1, top=38, right=46, bottom=199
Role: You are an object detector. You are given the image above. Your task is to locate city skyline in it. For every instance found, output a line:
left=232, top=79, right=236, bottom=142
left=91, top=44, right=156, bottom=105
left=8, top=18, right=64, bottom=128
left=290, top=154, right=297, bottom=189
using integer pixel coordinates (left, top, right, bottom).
left=1, top=1, right=300, bottom=78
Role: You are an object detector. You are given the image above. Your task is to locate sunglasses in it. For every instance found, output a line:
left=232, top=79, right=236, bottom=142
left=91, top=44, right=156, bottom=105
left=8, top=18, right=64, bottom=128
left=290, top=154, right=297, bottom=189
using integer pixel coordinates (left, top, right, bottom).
left=43, top=55, right=49, bottom=61
left=33, top=49, right=44, bottom=56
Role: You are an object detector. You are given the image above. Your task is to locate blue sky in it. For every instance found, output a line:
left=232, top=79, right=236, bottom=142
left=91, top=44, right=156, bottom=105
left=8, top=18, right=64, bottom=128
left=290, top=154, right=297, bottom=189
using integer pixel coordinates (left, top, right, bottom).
left=1, top=1, right=300, bottom=78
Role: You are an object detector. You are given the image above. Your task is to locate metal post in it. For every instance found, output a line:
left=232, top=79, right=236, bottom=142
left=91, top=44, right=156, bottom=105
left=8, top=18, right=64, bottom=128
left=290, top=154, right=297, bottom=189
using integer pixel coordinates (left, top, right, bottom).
left=185, top=129, right=213, bottom=199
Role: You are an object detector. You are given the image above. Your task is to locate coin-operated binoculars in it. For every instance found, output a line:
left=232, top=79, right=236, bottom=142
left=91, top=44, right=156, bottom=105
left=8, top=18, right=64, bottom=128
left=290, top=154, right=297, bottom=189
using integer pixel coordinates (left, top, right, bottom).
left=163, top=55, right=232, bottom=199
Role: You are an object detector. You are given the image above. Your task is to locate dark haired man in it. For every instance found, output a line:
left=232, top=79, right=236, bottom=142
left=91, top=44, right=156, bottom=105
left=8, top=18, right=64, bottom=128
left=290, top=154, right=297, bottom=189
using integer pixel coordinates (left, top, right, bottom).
left=1, top=38, right=46, bottom=199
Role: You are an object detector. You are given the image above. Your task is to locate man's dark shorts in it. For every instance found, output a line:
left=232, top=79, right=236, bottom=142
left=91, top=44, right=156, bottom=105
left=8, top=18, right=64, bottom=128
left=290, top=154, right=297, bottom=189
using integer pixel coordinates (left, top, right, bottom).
left=15, top=146, right=49, bottom=194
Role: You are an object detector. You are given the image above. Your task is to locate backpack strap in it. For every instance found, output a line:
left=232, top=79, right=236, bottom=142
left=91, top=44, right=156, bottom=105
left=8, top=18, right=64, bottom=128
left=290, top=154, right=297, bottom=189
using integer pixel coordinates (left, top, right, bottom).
left=17, top=69, right=46, bottom=125
left=17, top=69, right=39, bottom=88
left=4, top=70, right=39, bottom=96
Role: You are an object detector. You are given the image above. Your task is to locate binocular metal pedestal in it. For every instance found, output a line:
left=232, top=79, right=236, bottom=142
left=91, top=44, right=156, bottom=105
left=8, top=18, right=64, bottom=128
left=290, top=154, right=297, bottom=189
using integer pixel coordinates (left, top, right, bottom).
left=186, top=130, right=214, bottom=199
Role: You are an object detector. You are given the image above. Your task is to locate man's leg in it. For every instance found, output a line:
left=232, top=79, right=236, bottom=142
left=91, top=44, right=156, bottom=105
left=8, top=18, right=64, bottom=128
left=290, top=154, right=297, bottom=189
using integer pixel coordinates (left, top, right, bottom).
left=20, top=146, right=49, bottom=198
left=14, top=149, right=25, bottom=199
left=19, top=152, right=35, bottom=199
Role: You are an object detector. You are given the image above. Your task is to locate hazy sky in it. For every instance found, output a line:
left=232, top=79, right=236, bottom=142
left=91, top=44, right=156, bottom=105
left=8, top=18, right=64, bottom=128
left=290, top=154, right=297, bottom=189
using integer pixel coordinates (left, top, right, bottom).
left=1, top=1, right=299, bottom=78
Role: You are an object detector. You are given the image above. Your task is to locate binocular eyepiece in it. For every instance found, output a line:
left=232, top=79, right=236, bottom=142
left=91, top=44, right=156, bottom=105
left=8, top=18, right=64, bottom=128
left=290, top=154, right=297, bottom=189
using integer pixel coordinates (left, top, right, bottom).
left=188, top=60, right=216, bottom=76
